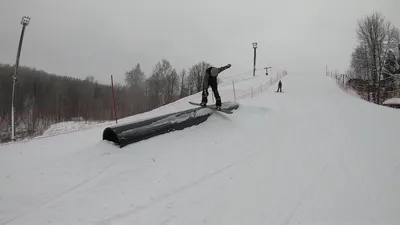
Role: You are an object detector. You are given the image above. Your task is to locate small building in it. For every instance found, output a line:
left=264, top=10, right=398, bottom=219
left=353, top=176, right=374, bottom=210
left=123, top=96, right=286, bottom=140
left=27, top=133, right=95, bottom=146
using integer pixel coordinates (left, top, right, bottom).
left=382, top=98, right=400, bottom=109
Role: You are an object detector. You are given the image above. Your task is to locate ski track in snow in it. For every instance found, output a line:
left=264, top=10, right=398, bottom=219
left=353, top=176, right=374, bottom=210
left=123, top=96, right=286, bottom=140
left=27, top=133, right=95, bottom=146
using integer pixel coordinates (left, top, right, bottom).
left=1, top=165, right=112, bottom=225
left=97, top=160, right=242, bottom=225
left=283, top=162, right=329, bottom=225
left=1, top=73, right=400, bottom=225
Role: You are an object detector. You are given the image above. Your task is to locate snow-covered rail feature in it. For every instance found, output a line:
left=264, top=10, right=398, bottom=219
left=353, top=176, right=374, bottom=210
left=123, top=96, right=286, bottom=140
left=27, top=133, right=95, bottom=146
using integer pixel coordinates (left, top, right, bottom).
left=102, top=102, right=240, bottom=147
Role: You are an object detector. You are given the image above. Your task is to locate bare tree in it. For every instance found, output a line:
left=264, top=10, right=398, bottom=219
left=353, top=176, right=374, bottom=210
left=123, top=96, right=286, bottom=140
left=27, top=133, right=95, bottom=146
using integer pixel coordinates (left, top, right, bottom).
left=355, top=11, right=400, bottom=103
left=124, top=63, right=146, bottom=113
left=188, top=61, right=211, bottom=93
left=125, top=63, right=145, bottom=87
left=0, top=65, right=133, bottom=141
left=382, top=50, right=398, bottom=80
left=85, top=75, right=95, bottom=83
left=179, top=69, right=189, bottom=98
left=147, top=59, right=174, bottom=106
left=351, top=44, right=370, bottom=79
left=165, top=69, right=180, bottom=103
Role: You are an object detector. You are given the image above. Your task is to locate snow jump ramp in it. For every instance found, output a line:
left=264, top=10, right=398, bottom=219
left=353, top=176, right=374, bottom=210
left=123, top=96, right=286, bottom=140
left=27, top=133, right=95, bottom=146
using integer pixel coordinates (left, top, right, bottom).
left=103, top=102, right=239, bottom=148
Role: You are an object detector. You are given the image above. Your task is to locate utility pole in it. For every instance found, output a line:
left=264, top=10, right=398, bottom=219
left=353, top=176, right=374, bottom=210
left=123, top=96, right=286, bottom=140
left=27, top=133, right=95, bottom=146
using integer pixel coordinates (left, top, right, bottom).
left=11, top=16, right=31, bottom=141
left=326, top=65, right=328, bottom=76
left=252, top=42, right=258, bottom=76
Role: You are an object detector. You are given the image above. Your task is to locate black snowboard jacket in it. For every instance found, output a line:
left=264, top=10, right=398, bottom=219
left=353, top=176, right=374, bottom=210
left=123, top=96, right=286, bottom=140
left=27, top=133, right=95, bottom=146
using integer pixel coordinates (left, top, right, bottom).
left=202, top=65, right=230, bottom=90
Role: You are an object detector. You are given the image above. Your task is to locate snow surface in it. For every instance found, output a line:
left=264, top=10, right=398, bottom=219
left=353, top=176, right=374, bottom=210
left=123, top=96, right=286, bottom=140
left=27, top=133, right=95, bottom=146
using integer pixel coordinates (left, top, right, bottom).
left=1, top=73, right=400, bottom=225
left=41, top=121, right=114, bottom=137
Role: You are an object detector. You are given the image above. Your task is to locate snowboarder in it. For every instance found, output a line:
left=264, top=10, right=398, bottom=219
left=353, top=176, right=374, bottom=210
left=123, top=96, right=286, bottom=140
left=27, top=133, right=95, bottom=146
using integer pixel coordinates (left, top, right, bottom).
left=277, top=80, right=283, bottom=92
left=201, top=64, right=231, bottom=110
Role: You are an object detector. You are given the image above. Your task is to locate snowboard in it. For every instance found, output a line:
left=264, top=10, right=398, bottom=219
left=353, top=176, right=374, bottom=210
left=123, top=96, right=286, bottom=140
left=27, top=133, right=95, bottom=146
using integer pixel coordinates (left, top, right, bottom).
left=189, top=101, right=233, bottom=114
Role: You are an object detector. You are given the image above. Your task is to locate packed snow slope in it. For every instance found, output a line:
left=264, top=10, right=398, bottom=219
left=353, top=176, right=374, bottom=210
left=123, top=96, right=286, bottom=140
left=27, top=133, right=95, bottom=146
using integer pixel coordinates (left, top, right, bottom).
left=1, top=73, right=400, bottom=225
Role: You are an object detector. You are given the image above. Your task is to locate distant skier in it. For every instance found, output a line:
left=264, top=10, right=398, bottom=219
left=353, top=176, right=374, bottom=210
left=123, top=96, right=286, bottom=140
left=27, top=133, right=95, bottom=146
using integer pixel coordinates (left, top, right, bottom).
left=277, top=80, right=283, bottom=92
left=200, top=64, right=231, bottom=110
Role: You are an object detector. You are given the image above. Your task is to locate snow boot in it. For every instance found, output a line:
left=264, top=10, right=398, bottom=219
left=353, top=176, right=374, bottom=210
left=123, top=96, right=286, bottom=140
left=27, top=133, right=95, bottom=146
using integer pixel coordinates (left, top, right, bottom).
left=216, top=99, right=221, bottom=108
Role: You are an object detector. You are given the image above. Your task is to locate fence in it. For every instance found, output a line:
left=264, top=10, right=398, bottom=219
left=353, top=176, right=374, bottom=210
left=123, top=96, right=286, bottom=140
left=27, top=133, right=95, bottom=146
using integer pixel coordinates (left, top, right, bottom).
left=233, top=72, right=286, bottom=100
left=205, top=70, right=287, bottom=104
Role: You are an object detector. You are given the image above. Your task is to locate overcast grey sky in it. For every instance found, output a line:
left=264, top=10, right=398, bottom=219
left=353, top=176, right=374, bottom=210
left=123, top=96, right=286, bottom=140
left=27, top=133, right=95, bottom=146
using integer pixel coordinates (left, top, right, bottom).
left=0, top=0, right=398, bottom=85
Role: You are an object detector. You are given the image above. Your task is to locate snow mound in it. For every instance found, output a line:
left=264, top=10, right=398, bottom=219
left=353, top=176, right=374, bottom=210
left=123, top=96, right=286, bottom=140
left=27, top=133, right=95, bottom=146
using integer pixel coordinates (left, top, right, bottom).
left=383, top=98, right=400, bottom=105
left=40, top=120, right=113, bottom=138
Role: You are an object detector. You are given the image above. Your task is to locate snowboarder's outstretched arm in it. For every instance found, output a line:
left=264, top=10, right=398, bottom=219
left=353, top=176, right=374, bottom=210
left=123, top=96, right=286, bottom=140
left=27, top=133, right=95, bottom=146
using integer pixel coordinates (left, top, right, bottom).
left=217, top=64, right=231, bottom=74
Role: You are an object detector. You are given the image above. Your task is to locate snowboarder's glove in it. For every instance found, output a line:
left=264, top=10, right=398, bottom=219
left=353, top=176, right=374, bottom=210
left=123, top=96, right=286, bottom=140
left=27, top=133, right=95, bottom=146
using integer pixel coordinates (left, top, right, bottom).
left=226, top=64, right=231, bottom=68
left=202, top=89, right=209, bottom=97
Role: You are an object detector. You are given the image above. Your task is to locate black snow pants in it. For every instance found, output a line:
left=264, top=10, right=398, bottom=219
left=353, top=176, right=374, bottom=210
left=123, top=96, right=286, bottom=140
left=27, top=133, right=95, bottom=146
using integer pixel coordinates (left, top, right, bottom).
left=202, top=77, right=221, bottom=107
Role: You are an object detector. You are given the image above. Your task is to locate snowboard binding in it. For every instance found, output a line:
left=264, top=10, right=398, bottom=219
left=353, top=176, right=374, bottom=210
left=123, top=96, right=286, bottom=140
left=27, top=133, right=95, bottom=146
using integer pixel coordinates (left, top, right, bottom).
left=200, top=102, right=221, bottom=111
left=188, top=101, right=232, bottom=114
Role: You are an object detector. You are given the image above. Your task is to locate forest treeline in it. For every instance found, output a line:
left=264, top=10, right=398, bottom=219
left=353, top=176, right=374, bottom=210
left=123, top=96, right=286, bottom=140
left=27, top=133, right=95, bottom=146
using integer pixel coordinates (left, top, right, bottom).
left=347, top=11, right=400, bottom=103
left=0, top=59, right=217, bottom=142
